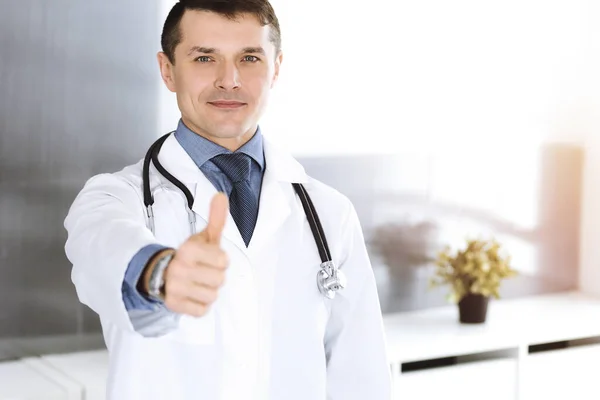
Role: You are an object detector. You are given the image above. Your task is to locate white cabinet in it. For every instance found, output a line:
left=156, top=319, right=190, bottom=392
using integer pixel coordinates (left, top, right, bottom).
left=0, top=359, right=70, bottom=400
left=385, top=292, right=600, bottom=400
left=521, top=344, right=600, bottom=400
left=40, top=351, right=108, bottom=400
left=394, top=359, right=517, bottom=400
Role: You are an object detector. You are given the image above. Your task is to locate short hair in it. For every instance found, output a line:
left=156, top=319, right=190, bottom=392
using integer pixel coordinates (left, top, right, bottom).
left=161, top=0, right=282, bottom=64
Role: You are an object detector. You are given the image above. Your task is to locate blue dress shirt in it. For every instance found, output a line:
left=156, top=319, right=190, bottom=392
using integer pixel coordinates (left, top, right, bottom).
left=122, top=119, right=265, bottom=311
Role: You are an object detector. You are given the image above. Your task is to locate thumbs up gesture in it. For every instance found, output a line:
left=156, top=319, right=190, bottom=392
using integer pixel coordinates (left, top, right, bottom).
left=161, top=192, right=230, bottom=317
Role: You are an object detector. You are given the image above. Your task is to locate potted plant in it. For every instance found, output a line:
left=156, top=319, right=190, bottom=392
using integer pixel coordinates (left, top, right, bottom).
left=429, top=238, right=518, bottom=323
left=369, top=220, right=441, bottom=283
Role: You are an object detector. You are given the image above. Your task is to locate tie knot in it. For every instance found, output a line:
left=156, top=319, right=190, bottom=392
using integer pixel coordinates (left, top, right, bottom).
left=211, top=153, right=253, bottom=183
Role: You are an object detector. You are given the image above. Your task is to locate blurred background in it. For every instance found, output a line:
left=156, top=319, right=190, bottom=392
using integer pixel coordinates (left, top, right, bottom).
left=1, top=0, right=600, bottom=399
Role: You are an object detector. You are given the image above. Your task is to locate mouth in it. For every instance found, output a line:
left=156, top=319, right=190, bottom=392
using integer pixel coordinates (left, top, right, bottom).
left=207, top=101, right=247, bottom=109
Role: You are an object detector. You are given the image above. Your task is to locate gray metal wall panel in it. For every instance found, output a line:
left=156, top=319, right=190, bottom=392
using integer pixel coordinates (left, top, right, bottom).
left=0, top=1, right=161, bottom=351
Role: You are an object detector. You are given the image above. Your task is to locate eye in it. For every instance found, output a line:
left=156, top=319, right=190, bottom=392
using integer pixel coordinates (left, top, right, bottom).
left=195, top=56, right=212, bottom=63
left=243, top=55, right=260, bottom=62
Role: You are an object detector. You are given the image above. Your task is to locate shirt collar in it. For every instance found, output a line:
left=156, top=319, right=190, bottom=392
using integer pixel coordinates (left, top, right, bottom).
left=174, top=119, right=265, bottom=171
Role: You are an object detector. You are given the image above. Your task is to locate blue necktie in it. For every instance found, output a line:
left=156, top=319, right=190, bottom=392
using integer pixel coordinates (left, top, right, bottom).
left=211, top=153, right=258, bottom=247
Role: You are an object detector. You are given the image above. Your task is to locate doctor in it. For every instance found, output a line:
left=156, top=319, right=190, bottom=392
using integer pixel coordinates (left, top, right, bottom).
left=64, top=0, right=391, bottom=399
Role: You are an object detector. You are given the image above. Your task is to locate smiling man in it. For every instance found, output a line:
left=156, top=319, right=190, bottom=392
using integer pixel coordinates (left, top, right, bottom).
left=64, top=1, right=391, bottom=399
left=157, top=3, right=280, bottom=151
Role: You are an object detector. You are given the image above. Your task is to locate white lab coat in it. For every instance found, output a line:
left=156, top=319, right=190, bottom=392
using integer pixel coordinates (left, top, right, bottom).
left=64, top=133, right=391, bottom=400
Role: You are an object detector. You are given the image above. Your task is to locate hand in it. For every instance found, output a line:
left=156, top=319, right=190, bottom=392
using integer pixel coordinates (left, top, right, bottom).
left=163, top=192, right=229, bottom=317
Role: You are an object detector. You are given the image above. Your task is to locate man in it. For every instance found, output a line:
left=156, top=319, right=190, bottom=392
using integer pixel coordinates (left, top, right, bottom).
left=64, top=0, right=391, bottom=399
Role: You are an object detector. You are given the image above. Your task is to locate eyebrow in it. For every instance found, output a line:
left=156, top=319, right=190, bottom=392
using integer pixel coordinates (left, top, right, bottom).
left=241, top=47, right=266, bottom=56
left=187, top=46, right=216, bottom=56
left=187, top=46, right=266, bottom=56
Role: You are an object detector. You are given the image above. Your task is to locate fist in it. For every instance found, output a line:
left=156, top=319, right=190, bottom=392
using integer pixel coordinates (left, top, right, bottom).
left=163, top=192, right=229, bottom=318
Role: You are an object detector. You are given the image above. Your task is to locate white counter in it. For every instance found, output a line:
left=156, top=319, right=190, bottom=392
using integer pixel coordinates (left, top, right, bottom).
left=385, top=291, right=600, bottom=399
left=0, top=358, right=76, bottom=400
left=385, top=290, right=600, bottom=364
left=3, top=291, right=600, bottom=400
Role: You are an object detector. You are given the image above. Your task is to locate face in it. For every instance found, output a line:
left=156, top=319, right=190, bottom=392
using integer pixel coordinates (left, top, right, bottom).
left=158, top=10, right=282, bottom=150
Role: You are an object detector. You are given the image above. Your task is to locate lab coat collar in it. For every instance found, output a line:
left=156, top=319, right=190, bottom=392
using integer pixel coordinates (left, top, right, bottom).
left=156, top=133, right=308, bottom=253
left=158, top=133, right=308, bottom=185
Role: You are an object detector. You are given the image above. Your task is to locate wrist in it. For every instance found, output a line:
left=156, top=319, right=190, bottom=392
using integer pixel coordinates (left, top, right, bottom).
left=139, top=248, right=175, bottom=296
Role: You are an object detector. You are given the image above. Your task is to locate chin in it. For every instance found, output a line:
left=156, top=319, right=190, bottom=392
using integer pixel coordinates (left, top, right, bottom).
left=208, top=126, right=250, bottom=139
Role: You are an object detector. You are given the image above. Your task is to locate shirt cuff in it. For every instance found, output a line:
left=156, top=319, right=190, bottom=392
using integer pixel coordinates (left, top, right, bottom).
left=122, top=244, right=171, bottom=311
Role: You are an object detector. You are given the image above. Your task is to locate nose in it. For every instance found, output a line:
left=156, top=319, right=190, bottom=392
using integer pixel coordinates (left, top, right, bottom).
left=215, top=61, right=241, bottom=91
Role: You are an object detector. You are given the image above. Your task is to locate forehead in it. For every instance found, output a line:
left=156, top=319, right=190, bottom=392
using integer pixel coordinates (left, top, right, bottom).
left=178, top=10, right=274, bottom=52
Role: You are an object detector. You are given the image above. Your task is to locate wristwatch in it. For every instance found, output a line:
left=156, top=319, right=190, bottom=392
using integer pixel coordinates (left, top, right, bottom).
left=148, top=250, right=175, bottom=302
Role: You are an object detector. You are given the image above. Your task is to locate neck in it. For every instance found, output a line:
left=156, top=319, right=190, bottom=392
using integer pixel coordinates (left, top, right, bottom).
left=181, top=116, right=256, bottom=152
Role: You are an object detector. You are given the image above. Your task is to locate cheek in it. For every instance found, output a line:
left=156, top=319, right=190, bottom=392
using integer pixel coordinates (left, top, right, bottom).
left=245, top=72, right=273, bottom=101
left=176, top=68, right=213, bottom=99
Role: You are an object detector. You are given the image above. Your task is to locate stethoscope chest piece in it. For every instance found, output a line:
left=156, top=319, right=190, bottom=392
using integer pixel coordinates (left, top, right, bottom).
left=317, top=261, right=347, bottom=299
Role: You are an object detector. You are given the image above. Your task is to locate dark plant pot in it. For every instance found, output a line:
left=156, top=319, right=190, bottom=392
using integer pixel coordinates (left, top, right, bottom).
left=458, top=294, right=489, bottom=324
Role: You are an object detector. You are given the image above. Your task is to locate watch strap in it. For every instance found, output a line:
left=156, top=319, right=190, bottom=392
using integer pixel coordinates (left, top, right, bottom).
left=148, top=251, right=175, bottom=301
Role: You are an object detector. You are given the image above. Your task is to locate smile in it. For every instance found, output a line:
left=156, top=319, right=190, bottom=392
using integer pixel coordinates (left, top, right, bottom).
left=207, top=101, right=247, bottom=109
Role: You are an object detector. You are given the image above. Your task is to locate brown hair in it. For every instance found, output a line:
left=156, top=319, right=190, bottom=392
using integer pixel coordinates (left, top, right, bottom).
left=161, top=0, right=282, bottom=64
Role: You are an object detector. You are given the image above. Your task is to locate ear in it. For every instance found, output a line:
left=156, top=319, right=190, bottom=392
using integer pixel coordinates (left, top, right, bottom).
left=157, top=52, right=177, bottom=93
left=271, top=51, right=283, bottom=88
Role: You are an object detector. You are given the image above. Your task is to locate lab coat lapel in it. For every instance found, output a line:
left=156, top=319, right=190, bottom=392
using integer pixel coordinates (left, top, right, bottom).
left=248, top=168, right=290, bottom=251
left=157, top=134, right=247, bottom=252
left=248, top=139, right=309, bottom=252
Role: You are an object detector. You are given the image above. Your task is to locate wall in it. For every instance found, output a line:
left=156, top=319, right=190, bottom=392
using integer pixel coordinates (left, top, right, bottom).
left=578, top=0, right=600, bottom=295
left=0, top=0, right=162, bottom=353
left=263, top=0, right=590, bottom=155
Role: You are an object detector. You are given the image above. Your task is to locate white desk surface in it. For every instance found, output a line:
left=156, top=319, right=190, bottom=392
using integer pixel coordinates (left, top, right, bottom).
left=383, top=290, right=600, bottom=363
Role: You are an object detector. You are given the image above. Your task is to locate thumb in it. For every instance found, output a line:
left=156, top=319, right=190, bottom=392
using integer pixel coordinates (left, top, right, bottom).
left=203, top=192, right=229, bottom=245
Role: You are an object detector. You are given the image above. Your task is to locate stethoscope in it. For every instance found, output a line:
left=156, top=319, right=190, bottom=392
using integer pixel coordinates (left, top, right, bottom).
left=142, top=132, right=347, bottom=299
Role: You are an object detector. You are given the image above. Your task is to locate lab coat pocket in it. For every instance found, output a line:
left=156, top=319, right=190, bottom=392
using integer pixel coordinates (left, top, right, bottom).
left=167, top=310, right=216, bottom=345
